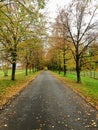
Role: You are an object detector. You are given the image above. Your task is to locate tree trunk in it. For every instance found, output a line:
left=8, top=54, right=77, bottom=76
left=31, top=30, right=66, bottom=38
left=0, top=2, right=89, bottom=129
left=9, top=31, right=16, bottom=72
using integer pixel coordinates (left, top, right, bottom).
left=76, top=57, right=81, bottom=83
left=58, top=65, right=61, bottom=74
left=63, top=50, right=66, bottom=76
left=58, top=53, right=61, bottom=74
left=11, top=62, right=16, bottom=81
left=76, top=68, right=81, bottom=83
left=32, top=64, right=35, bottom=73
left=64, top=63, right=66, bottom=76
left=26, top=64, right=28, bottom=76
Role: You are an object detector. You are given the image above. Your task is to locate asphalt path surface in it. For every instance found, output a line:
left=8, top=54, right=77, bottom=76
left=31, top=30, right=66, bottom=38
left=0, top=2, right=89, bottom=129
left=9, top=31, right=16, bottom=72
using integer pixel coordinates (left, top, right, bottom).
left=0, top=71, right=98, bottom=130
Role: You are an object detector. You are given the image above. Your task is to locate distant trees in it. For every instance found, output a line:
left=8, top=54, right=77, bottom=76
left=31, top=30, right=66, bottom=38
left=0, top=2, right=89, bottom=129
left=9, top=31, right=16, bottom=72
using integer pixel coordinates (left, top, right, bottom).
left=0, top=0, right=47, bottom=80
left=47, top=15, right=70, bottom=76
left=47, top=0, right=98, bottom=83
left=54, top=16, right=70, bottom=76
left=87, top=42, right=98, bottom=77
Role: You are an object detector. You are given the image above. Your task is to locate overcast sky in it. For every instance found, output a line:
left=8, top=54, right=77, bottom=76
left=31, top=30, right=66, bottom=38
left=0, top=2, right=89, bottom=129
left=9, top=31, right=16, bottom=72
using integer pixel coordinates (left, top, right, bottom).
left=44, top=0, right=98, bottom=22
left=45, top=0, right=71, bottom=21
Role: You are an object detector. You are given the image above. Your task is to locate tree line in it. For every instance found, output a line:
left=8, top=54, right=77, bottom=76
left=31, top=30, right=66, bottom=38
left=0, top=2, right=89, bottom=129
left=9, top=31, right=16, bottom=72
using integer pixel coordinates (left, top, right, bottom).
left=46, top=0, right=98, bottom=83
left=0, top=0, right=47, bottom=80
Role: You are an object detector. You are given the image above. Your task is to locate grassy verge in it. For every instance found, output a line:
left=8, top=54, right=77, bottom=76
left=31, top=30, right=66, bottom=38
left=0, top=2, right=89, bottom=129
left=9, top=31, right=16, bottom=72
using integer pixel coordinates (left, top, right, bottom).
left=52, top=71, right=98, bottom=110
left=0, top=70, right=41, bottom=108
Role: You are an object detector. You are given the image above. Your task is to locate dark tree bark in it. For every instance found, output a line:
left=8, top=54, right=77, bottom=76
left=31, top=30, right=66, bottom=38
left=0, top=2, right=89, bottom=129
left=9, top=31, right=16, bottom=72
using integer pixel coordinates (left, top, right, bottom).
left=11, top=48, right=17, bottom=81
left=25, top=64, right=28, bottom=76
left=25, top=60, right=30, bottom=76
left=58, top=53, right=61, bottom=74
left=63, top=49, right=67, bottom=76
left=76, top=58, right=81, bottom=83
left=11, top=62, right=16, bottom=81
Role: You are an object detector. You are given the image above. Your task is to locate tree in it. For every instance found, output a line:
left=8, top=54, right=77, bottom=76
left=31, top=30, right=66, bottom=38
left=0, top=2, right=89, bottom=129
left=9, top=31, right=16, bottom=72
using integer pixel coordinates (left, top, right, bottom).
left=47, top=14, right=70, bottom=75
left=55, top=15, right=70, bottom=76
left=0, top=1, right=32, bottom=80
left=0, top=0, right=47, bottom=80
left=59, top=0, right=98, bottom=82
left=88, top=42, right=98, bottom=77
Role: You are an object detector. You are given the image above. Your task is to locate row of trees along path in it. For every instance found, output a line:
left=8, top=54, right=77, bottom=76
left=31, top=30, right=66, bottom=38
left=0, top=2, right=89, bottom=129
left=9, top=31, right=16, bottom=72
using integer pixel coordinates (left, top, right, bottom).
left=46, top=0, right=98, bottom=83
left=0, top=0, right=98, bottom=83
left=0, top=0, right=47, bottom=80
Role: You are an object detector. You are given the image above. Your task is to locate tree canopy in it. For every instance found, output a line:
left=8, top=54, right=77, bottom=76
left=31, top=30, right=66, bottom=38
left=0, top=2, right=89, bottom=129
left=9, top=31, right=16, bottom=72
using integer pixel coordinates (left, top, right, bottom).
left=0, top=0, right=47, bottom=80
left=46, top=0, right=98, bottom=83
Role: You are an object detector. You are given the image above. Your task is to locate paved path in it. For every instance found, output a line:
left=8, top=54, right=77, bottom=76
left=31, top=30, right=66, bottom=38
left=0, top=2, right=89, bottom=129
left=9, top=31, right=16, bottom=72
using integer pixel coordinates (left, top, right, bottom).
left=0, top=71, right=98, bottom=130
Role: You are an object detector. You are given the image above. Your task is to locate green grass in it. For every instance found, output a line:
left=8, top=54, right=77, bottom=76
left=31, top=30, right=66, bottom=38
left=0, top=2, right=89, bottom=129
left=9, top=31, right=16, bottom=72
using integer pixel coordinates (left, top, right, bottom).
left=58, top=71, right=98, bottom=87
left=0, top=69, right=25, bottom=77
left=81, top=71, right=98, bottom=79
left=53, top=71, right=98, bottom=109
left=0, top=70, right=4, bottom=77
left=0, top=69, right=38, bottom=99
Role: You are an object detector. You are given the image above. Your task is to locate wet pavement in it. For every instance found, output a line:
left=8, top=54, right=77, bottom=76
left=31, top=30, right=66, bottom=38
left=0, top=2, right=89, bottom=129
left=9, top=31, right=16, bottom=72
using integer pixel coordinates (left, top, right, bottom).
left=0, top=71, right=98, bottom=130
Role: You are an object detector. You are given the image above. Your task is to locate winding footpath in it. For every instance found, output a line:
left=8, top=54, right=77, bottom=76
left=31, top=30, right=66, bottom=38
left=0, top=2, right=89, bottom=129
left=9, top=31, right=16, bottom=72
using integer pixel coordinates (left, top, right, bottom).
left=0, top=71, right=98, bottom=130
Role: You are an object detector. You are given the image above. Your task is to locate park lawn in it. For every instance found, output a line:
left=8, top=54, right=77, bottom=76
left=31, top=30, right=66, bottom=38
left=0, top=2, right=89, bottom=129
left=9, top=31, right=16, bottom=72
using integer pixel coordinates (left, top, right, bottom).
left=0, top=69, right=25, bottom=77
left=0, top=70, right=40, bottom=108
left=52, top=71, right=98, bottom=110
left=0, top=70, right=6, bottom=77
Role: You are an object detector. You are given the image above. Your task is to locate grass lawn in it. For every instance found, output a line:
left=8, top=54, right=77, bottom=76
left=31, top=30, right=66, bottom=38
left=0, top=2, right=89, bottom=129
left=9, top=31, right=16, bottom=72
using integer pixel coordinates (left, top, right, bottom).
left=0, top=69, right=40, bottom=107
left=52, top=71, right=98, bottom=110
left=0, top=69, right=25, bottom=77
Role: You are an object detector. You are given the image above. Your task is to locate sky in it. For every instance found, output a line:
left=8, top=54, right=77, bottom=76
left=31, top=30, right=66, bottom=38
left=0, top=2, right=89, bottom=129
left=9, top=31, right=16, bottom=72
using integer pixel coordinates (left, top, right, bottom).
left=44, top=0, right=71, bottom=22
left=44, top=0, right=98, bottom=22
